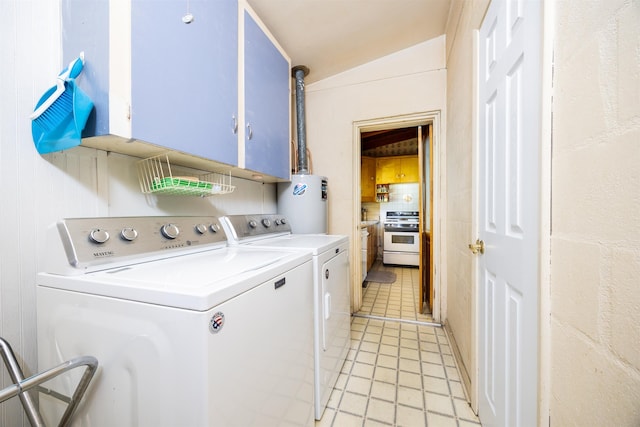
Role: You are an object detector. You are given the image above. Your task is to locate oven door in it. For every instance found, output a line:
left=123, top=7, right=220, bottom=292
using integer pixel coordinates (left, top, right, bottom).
left=383, top=231, right=420, bottom=266
left=383, top=231, right=420, bottom=253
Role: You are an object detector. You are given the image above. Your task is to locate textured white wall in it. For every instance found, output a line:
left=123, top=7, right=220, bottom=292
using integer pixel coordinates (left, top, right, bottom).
left=550, top=0, right=640, bottom=425
left=305, top=36, right=447, bottom=312
left=0, top=2, right=275, bottom=425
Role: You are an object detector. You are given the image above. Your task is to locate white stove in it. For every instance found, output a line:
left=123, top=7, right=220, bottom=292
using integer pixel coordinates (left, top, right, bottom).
left=383, top=211, right=420, bottom=266
left=37, top=216, right=315, bottom=427
left=220, top=214, right=351, bottom=421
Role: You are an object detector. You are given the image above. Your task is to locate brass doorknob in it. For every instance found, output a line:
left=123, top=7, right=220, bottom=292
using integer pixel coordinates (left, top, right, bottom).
left=468, top=239, right=485, bottom=255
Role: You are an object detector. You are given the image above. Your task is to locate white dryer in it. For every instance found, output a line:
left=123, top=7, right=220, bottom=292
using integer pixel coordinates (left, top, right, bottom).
left=37, top=216, right=315, bottom=427
left=221, top=214, right=350, bottom=420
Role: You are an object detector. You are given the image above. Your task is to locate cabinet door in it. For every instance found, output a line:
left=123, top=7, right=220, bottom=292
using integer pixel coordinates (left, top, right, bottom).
left=371, top=225, right=378, bottom=260
left=361, top=156, right=376, bottom=201
left=62, top=1, right=110, bottom=137
left=376, top=158, right=400, bottom=183
left=401, top=156, right=420, bottom=182
left=131, top=0, right=239, bottom=166
left=243, top=11, right=290, bottom=179
left=367, top=225, right=375, bottom=270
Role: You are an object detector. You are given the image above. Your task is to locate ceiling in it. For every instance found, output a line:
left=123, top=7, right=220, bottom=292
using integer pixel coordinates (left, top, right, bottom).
left=246, top=0, right=452, bottom=84
left=361, top=127, right=419, bottom=157
left=245, top=1, right=450, bottom=156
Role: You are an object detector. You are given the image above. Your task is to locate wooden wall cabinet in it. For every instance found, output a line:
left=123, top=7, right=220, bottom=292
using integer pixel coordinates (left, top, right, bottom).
left=375, top=155, right=419, bottom=183
left=361, top=156, right=376, bottom=202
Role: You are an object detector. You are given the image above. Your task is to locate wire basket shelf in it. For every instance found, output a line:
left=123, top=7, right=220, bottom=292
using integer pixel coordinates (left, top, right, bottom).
left=137, top=153, right=235, bottom=197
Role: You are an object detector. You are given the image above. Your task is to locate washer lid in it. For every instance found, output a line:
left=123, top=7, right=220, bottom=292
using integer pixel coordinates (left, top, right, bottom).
left=37, top=246, right=312, bottom=311
left=243, top=234, right=348, bottom=255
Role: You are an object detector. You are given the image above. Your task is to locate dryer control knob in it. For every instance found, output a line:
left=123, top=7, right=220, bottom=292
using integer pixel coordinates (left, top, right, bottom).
left=120, top=227, right=138, bottom=241
left=248, top=220, right=258, bottom=229
left=210, top=223, right=221, bottom=233
left=275, top=219, right=282, bottom=226
left=195, top=224, right=207, bottom=235
left=262, top=219, right=271, bottom=228
left=280, top=218, right=287, bottom=224
left=89, top=228, right=110, bottom=244
left=161, top=223, right=180, bottom=239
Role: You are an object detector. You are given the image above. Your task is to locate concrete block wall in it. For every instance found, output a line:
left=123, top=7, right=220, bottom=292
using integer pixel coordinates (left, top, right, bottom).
left=550, top=0, right=640, bottom=425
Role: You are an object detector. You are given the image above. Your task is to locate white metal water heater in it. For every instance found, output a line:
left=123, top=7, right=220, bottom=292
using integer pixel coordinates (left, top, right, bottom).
left=277, top=174, right=328, bottom=234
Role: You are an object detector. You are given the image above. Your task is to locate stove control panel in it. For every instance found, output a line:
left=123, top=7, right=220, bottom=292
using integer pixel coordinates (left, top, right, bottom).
left=384, top=211, right=420, bottom=232
left=220, top=214, right=291, bottom=242
left=52, top=216, right=227, bottom=273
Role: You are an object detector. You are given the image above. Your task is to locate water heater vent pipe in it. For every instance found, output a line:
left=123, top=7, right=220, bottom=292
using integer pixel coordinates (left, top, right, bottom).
left=292, top=65, right=310, bottom=174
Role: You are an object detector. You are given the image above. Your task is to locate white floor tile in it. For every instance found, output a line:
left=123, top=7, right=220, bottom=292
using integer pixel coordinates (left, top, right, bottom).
left=397, top=386, right=424, bottom=410
left=370, top=380, right=396, bottom=402
left=365, top=398, right=396, bottom=424
left=339, top=391, right=368, bottom=416
left=345, top=376, right=372, bottom=395
left=352, top=362, right=375, bottom=379
left=373, top=366, right=397, bottom=384
left=424, top=391, right=454, bottom=416
left=426, top=411, right=458, bottom=426
left=398, top=358, right=420, bottom=374
left=396, top=404, right=427, bottom=426
left=332, top=411, right=364, bottom=427
left=454, top=397, right=479, bottom=421
left=398, top=371, right=422, bottom=389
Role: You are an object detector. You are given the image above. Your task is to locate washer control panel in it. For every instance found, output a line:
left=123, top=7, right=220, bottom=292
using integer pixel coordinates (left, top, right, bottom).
left=221, top=214, right=291, bottom=242
left=55, top=216, right=227, bottom=271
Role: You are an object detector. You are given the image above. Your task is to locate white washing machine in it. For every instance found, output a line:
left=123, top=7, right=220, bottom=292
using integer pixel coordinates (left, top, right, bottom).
left=36, top=216, right=315, bottom=427
left=220, top=214, right=350, bottom=420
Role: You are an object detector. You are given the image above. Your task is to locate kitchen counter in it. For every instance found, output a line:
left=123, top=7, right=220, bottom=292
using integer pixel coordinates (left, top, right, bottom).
left=360, top=220, right=379, bottom=228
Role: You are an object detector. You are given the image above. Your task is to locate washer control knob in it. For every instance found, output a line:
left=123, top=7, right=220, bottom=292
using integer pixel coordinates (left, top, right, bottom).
left=195, top=224, right=207, bottom=234
left=262, top=218, right=271, bottom=228
left=274, top=218, right=282, bottom=226
left=120, top=227, right=138, bottom=241
left=280, top=218, right=287, bottom=224
left=248, top=220, right=258, bottom=229
left=89, top=229, right=110, bottom=244
left=210, top=223, right=221, bottom=233
left=161, top=223, right=180, bottom=239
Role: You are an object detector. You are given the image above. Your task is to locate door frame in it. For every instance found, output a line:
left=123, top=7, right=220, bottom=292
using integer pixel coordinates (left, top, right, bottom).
left=470, top=2, right=553, bottom=419
left=353, top=110, right=443, bottom=323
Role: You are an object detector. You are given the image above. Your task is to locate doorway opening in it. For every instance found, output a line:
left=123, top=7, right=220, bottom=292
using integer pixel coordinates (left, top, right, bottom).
left=351, top=111, right=442, bottom=325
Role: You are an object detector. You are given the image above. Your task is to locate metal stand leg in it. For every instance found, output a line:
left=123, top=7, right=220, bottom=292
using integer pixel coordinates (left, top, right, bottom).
left=0, top=337, right=98, bottom=427
left=0, top=338, right=45, bottom=427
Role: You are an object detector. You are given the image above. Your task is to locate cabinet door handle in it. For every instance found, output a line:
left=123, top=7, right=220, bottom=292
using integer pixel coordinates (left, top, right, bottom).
left=246, top=123, right=253, bottom=140
left=231, top=115, right=238, bottom=134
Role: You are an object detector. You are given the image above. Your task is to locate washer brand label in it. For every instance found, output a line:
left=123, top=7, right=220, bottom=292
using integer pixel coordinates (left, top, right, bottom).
left=209, top=312, right=225, bottom=334
left=93, top=250, right=114, bottom=258
left=292, top=183, right=307, bottom=196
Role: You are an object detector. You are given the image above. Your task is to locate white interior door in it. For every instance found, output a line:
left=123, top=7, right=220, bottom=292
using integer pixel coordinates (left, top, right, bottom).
left=477, top=0, right=541, bottom=426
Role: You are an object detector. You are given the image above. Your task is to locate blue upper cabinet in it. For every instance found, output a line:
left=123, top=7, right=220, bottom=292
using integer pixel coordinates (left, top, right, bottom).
left=62, top=0, right=290, bottom=181
left=130, top=0, right=239, bottom=166
left=242, top=10, right=291, bottom=180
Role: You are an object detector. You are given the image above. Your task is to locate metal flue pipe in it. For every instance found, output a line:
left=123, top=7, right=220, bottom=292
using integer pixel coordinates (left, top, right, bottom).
left=292, top=65, right=310, bottom=174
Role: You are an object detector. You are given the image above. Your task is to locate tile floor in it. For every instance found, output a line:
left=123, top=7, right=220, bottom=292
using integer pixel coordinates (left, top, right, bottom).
left=358, top=262, right=434, bottom=324
left=315, top=263, right=481, bottom=427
